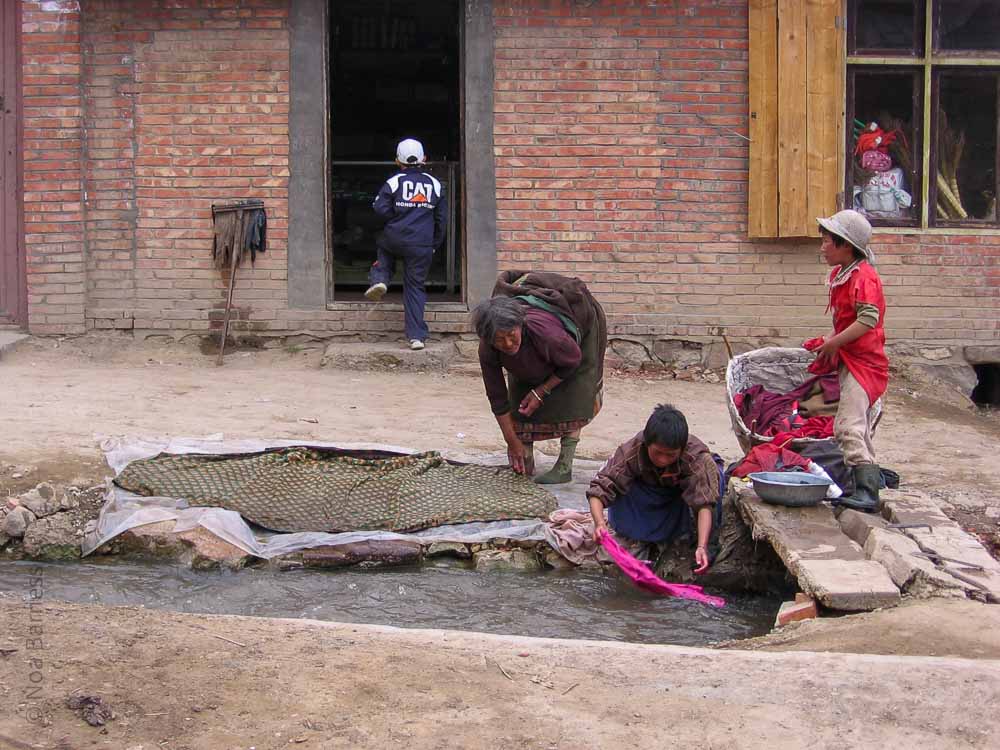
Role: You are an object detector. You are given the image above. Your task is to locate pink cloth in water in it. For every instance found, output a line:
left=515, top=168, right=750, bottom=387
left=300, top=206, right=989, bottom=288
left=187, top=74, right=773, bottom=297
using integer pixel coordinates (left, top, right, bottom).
left=598, top=530, right=725, bottom=608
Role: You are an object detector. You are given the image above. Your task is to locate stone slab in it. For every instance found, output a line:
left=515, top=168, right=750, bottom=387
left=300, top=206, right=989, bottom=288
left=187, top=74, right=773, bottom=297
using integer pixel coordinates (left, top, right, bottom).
left=795, top=559, right=901, bottom=610
left=301, top=540, right=422, bottom=568
left=864, top=528, right=966, bottom=598
left=836, top=507, right=889, bottom=548
left=320, top=340, right=459, bottom=372
left=882, top=489, right=1000, bottom=602
left=734, top=485, right=900, bottom=610
left=0, top=332, right=28, bottom=360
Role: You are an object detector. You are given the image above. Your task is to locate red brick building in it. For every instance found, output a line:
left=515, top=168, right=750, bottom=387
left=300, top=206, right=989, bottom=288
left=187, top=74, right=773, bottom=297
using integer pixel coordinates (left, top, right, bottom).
left=3, top=0, right=999, bottom=381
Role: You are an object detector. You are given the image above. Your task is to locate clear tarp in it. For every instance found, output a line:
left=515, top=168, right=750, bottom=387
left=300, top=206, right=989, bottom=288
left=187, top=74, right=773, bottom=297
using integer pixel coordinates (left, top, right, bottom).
left=83, top=436, right=600, bottom=559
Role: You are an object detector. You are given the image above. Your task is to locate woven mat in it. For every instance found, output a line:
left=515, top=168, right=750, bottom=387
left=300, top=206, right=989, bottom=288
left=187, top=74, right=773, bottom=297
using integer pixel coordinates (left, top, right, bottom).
left=113, top=448, right=557, bottom=533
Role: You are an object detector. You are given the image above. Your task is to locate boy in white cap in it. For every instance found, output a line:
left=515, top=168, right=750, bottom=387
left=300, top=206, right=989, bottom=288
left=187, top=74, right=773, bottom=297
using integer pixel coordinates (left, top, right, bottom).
left=805, top=209, right=889, bottom=513
left=365, top=138, right=448, bottom=350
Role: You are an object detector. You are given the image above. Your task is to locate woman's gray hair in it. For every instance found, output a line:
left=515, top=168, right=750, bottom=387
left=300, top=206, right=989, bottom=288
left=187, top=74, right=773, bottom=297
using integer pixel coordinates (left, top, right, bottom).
left=471, top=297, right=526, bottom=343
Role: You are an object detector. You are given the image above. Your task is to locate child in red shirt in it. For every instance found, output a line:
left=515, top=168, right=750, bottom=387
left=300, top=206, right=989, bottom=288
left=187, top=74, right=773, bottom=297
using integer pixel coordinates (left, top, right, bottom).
left=806, top=210, right=889, bottom=513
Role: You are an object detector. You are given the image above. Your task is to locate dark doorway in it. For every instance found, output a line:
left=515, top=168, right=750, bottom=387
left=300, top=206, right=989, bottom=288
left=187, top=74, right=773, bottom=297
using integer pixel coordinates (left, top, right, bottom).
left=972, top=363, right=1000, bottom=407
left=0, top=0, right=23, bottom=325
left=328, top=0, right=462, bottom=302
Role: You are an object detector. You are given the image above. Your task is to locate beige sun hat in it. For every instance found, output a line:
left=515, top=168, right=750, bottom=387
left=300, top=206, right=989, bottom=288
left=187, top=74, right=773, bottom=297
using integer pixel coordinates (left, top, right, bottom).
left=817, top=209, right=875, bottom=263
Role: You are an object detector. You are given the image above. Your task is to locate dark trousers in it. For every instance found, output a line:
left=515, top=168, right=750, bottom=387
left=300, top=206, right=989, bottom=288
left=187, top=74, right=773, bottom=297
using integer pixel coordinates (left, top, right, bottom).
left=369, top=242, right=434, bottom=341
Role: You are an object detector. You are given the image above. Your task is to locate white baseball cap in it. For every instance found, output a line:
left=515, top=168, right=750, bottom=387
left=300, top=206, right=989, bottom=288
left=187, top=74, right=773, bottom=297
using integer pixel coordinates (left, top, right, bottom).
left=396, top=138, right=426, bottom=165
left=817, top=209, right=876, bottom=263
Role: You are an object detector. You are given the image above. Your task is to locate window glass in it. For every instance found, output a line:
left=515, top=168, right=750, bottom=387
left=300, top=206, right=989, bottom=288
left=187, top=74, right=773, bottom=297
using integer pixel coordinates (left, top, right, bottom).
left=851, top=0, right=920, bottom=54
left=849, top=70, right=921, bottom=223
left=937, top=1, right=1000, bottom=53
left=935, top=72, right=998, bottom=223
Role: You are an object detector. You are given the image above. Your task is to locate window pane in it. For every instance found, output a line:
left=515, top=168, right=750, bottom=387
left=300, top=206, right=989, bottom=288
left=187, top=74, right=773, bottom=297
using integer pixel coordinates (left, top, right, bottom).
left=935, top=73, right=998, bottom=224
left=937, top=1, right=1000, bottom=53
left=849, top=70, right=920, bottom=223
left=851, top=0, right=920, bottom=54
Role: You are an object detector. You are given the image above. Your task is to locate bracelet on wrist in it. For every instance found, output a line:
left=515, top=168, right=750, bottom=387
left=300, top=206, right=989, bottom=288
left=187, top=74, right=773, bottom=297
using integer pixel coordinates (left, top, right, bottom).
left=530, top=388, right=544, bottom=403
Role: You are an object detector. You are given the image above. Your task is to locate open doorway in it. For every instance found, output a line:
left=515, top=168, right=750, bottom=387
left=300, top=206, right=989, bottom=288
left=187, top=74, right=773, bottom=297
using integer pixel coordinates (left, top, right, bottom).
left=328, top=0, right=462, bottom=302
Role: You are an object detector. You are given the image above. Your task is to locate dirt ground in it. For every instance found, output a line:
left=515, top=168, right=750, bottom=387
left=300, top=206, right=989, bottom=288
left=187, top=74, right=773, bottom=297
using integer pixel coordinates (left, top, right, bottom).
left=2, top=335, right=1000, bottom=747
left=2, top=334, right=999, bottom=553
left=0, top=598, right=998, bottom=750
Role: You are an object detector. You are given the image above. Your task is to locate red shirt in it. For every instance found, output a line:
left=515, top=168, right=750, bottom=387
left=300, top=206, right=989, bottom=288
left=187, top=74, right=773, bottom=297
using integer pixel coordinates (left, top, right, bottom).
left=810, top=261, right=889, bottom=405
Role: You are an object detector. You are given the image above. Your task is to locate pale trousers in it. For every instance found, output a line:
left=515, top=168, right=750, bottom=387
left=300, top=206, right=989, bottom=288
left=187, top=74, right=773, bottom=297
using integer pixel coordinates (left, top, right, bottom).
left=834, top=366, right=876, bottom=467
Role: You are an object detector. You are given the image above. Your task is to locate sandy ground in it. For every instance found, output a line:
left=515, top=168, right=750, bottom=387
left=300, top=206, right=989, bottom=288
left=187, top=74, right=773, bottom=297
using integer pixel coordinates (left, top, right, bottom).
left=2, top=335, right=999, bottom=551
left=0, top=599, right=998, bottom=750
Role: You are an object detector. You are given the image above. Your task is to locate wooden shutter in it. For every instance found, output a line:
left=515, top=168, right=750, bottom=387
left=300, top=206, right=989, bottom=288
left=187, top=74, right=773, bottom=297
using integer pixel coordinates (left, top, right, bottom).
left=749, top=0, right=844, bottom=238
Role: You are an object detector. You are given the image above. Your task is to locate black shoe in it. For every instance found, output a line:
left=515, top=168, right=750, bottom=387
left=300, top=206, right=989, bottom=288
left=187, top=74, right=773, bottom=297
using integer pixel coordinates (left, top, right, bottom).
left=838, top=464, right=881, bottom=513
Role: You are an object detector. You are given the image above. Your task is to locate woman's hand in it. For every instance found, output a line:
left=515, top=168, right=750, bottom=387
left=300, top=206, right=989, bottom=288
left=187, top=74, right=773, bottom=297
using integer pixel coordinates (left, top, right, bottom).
left=591, top=517, right=609, bottom=543
left=518, top=390, right=543, bottom=418
left=694, top=545, right=710, bottom=575
left=507, top=437, right=528, bottom=474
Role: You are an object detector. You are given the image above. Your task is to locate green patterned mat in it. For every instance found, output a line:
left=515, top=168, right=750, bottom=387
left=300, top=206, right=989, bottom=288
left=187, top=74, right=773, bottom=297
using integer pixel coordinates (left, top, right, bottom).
left=113, top=448, right=557, bottom=533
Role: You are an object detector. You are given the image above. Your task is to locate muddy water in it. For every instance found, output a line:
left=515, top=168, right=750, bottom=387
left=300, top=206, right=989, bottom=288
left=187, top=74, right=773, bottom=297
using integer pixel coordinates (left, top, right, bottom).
left=0, top=559, right=779, bottom=646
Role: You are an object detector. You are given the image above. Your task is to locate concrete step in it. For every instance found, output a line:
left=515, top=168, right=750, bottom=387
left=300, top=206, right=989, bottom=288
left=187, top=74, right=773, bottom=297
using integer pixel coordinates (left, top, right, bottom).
left=319, top=339, right=469, bottom=372
left=0, top=331, right=28, bottom=360
left=734, top=484, right=901, bottom=611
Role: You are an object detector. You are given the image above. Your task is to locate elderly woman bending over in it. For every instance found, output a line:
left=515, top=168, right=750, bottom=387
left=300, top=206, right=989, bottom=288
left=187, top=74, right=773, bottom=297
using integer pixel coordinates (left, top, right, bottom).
left=472, top=272, right=606, bottom=485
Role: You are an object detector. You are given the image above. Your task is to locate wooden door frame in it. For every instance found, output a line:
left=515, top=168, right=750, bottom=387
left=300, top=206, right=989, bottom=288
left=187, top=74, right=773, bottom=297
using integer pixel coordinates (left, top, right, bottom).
left=1, top=0, right=25, bottom=326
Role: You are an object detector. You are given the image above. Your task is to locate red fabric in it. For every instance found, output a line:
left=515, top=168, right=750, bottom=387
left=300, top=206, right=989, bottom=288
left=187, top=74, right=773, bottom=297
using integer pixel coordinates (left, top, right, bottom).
left=768, top=417, right=835, bottom=444
left=732, top=443, right=812, bottom=478
left=597, top=531, right=726, bottom=608
left=807, top=262, right=889, bottom=405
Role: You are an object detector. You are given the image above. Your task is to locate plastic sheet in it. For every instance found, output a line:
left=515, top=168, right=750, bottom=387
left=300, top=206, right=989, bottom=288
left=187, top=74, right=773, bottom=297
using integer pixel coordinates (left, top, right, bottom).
left=83, top=436, right=601, bottom=559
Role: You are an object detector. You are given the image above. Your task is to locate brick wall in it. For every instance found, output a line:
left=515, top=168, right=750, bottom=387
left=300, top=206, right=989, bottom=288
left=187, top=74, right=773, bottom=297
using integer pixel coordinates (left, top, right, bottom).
left=19, top=0, right=1000, bottom=355
left=22, top=0, right=86, bottom=335
left=493, top=0, right=1000, bottom=354
left=79, top=0, right=290, bottom=334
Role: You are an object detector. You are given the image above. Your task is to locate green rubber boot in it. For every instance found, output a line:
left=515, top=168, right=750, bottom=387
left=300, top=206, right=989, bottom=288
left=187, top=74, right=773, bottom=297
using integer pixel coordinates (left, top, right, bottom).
left=533, top=436, right=579, bottom=485
left=838, top=463, right=881, bottom=513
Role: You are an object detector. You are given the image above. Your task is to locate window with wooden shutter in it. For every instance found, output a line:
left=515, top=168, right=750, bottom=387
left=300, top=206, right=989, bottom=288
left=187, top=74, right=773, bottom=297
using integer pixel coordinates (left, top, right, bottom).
left=749, top=0, right=846, bottom=238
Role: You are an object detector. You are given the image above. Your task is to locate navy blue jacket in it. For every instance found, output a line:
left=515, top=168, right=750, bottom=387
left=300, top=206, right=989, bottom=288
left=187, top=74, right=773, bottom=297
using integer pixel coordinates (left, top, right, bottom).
left=372, top=167, right=448, bottom=250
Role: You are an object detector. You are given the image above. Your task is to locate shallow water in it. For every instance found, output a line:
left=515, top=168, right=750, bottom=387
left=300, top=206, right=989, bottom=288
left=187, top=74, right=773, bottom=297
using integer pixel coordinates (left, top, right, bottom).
left=0, top=559, right=779, bottom=646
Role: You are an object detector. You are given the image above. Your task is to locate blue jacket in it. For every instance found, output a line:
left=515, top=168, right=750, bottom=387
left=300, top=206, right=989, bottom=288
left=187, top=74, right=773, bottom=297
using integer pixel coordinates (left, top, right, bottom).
left=372, top=167, right=448, bottom=250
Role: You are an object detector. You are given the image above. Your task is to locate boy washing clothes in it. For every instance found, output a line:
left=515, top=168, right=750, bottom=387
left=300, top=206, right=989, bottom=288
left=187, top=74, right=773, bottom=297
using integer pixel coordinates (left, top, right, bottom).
left=587, top=404, right=724, bottom=575
left=806, top=209, right=889, bottom=514
left=365, top=138, right=448, bottom=351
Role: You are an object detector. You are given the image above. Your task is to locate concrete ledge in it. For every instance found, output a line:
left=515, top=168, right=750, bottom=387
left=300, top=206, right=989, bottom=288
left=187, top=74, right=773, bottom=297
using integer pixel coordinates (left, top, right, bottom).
left=0, top=332, right=28, bottom=360
left=320, top=340, right=460, bottom=371
left=734, top=485, right=900, bottom=610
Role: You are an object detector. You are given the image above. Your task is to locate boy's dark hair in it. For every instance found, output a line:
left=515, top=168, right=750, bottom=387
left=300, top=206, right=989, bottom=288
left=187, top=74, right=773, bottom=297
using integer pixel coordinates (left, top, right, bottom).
left=643, top=403, right=689, bottom=450
left=820, top=227, right=865, bottom=259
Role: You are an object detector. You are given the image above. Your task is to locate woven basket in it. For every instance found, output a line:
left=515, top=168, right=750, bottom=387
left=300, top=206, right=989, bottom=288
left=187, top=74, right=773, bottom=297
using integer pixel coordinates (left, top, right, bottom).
left=725, top=347, right=882, bottom=455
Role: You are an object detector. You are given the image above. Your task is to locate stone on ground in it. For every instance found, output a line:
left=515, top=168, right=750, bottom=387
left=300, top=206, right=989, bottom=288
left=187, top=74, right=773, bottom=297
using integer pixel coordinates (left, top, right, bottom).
left=425, top=541, right=471, bottom=559
left=473, top=548, right=542, bottom=571
left=111, top=520, right=254, bottom=570
left=18, top=482, right=65, bottom=518
left=22, top=511, right=83, bottom=560
left=2, top=506, right=37, bottom=538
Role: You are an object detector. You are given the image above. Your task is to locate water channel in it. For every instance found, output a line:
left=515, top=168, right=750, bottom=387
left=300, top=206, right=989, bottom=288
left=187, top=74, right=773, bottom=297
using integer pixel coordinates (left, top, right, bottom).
left=0, top=558, right=779, bottom=646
